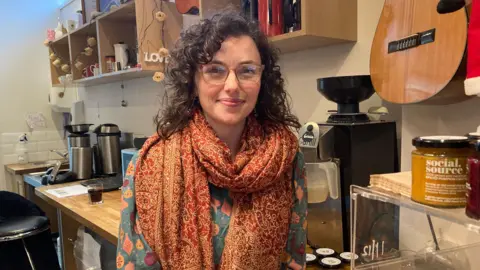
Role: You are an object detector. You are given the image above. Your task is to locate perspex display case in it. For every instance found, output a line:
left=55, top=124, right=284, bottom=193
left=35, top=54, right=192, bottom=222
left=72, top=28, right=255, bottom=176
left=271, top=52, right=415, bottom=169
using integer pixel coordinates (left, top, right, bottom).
left=350, top=185, right=480, bottom=269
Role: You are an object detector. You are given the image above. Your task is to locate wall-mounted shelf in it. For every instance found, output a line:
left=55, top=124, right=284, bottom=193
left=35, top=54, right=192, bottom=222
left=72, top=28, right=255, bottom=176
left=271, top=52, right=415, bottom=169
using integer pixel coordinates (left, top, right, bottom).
left=74, top=68, right=154, bottom=87
left=271, top=0, right=357, bottom=54
left=46, top=0, right=182, bottom=87
left=199, top=0, right=357, bottom=54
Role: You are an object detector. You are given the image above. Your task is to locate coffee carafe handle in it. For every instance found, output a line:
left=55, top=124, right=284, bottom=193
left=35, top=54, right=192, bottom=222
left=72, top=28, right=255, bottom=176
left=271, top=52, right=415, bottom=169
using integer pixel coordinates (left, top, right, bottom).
left=318, top=161, right=339, bottom=200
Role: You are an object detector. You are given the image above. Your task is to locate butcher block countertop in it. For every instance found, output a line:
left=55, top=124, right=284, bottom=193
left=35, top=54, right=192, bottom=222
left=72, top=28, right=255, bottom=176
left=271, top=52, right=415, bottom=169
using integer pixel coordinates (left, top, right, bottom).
left=35, top=181, right=121, bottom=244
left=5, top=160, right=69, bottom=175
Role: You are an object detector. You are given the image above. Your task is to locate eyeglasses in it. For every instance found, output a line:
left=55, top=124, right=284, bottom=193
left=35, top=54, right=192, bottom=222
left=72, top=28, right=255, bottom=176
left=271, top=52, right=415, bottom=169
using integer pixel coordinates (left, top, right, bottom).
left=200, top=63, right=264, bottom=85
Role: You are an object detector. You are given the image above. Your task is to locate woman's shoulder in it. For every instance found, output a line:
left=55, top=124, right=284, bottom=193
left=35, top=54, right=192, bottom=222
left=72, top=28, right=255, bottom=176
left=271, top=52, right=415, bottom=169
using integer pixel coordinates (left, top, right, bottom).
left=294, top=150, right=305, bottom=168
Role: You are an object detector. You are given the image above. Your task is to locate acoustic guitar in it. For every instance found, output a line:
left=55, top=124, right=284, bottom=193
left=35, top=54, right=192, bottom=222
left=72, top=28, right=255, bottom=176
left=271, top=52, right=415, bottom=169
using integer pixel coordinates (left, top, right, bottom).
left=176, top=0, right=200, bottom=15
left=369, top=0, right=470, bottom=105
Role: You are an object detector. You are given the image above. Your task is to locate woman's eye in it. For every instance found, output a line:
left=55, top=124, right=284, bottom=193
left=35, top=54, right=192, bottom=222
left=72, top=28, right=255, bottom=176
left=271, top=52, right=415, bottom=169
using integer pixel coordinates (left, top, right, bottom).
left=205, top=65, right=226, bottom=74
left=238, top=66, right=257, bottom=75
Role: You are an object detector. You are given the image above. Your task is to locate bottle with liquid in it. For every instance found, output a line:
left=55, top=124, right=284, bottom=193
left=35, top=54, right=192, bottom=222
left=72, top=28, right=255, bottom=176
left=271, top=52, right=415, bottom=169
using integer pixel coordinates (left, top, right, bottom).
left=15, top=134, right=29, bottom=164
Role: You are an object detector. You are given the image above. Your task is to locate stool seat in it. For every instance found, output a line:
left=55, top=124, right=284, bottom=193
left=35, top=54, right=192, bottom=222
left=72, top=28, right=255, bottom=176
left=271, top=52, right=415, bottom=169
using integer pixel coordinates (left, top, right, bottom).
left=0, top=216, right=49, bottom=241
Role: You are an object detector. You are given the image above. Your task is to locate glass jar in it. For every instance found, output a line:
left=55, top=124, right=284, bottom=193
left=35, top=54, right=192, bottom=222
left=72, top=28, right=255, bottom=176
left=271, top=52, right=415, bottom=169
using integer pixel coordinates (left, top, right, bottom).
left=306, top=253, right=318, bottom=270
left=411, top=136, right=470, bottom=208
left=339, top=252, right=359, bottom=270
left=466, top=140, right=480, bottom=219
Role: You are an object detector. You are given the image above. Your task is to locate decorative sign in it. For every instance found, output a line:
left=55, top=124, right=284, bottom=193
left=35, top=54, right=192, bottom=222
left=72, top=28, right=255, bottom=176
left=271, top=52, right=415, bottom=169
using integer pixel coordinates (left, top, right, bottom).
left=144, top=52, right=169, bottom=64
left=362, top=239, right=385, bottom=261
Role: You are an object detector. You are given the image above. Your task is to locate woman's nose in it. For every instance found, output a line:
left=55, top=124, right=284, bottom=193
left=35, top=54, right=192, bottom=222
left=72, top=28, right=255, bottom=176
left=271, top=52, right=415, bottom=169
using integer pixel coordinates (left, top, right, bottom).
left=223, top=70, right=240, bottom=92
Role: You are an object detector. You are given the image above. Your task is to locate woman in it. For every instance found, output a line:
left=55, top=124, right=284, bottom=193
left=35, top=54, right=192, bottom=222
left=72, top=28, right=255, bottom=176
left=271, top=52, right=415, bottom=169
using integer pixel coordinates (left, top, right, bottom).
left=117, top=10, right=307, bottom=270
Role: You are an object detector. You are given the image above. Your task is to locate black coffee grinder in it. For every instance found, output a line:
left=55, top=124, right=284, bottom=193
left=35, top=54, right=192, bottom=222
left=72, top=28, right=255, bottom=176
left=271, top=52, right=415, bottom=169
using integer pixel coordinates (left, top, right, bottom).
left=299, top=75, right=400, bottom=254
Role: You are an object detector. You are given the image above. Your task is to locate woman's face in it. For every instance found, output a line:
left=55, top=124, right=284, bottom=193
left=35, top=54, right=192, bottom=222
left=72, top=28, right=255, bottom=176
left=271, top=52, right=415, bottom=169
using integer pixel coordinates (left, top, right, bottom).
left=195, top=35, right=262, bottom=127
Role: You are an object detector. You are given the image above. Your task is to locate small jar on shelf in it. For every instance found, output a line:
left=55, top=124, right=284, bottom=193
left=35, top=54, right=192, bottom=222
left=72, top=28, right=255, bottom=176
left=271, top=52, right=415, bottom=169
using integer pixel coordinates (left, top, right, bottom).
left=466, top=140, right=480, bottom=219
left=338, top=252, right=359, bottom=270
left=318, top=257, right=342, bottom=269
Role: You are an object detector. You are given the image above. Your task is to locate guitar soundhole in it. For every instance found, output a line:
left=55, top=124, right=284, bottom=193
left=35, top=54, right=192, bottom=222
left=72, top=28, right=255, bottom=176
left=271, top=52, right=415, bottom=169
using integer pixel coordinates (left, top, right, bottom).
left=388, top=28, right=436, bottom=54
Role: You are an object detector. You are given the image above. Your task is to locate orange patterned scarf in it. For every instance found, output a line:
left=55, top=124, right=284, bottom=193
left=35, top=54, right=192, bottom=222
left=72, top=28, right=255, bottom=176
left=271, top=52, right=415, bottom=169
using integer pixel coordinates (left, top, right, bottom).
left=134, top=109, right=298, bottom=269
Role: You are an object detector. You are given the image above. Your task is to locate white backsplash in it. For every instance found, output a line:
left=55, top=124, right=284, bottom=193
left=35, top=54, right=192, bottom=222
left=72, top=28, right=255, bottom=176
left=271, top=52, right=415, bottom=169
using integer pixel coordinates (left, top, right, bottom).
left=1, top=130, right=67, bottom=165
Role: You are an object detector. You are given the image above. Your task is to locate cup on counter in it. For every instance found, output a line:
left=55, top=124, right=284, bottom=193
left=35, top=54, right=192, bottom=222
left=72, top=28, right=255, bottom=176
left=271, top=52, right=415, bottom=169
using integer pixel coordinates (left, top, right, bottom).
left=87, top=183, right=103, bottom=205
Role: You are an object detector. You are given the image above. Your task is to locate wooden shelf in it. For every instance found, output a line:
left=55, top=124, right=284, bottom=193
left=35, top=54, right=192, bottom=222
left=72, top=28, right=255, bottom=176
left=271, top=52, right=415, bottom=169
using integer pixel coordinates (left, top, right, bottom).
left=45, top=0, right=183, bottom=87
left=51, top=34, right=69, bottom=45
left=97, top=1, right=136, bottom=22
left=73, top=68, right=154, bottom=87
left=269, top=30, right=355, bottom=54
left=271, top=0, right=357, bottom=54
left=199, top=0, right=357, bottom=54
left=70, top=21, right=98, bottom=81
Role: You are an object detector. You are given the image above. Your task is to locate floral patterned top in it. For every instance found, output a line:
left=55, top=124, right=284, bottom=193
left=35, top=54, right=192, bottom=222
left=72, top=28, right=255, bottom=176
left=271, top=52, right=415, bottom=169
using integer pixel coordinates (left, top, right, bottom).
left=116, top=152, right=307, bottom=270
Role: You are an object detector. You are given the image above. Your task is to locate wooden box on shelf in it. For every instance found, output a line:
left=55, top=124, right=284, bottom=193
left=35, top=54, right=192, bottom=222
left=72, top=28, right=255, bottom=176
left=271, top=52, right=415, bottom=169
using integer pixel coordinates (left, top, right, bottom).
left=46, top=0, right=184, bottom=87
left=270, top=0, right=357, bottom=54
left=69, top=21, right=99, bottom=81
left=97, top=1, right=137, bottom=75
left=199, top=0, right=357, bottom=54
left=48, top=35, right=70, bottom=86
left=135, top=0, right=182, bottom=72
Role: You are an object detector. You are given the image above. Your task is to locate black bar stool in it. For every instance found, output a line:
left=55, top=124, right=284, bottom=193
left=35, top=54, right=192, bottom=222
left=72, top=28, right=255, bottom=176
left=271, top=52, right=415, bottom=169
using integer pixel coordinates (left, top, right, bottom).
left=0, top=216, right=50, bottom=270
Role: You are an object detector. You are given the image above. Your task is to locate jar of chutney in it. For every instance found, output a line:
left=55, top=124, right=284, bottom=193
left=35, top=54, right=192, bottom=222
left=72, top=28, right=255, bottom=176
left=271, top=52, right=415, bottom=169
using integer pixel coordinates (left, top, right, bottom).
left=411, top=136, right=470, bottom=208
left=466, top=140, right=480, bottom=219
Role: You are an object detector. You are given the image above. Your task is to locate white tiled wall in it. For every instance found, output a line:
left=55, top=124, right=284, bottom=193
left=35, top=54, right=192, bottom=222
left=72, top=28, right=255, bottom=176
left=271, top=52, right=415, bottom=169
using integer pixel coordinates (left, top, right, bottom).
left=1, top=130, right=67, bottom=165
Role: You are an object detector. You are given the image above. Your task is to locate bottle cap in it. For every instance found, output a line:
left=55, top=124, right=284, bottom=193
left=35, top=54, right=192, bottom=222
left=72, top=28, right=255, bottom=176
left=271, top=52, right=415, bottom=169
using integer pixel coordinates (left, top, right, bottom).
left=339, top=252, right=359, bottom=263
left=315, top=248, right=336, bottom=257
left=319, top=257, right=342, bottom=269
left=306, top=253, right=317, bottom=265
left=413, top=136, right=469, bottom=148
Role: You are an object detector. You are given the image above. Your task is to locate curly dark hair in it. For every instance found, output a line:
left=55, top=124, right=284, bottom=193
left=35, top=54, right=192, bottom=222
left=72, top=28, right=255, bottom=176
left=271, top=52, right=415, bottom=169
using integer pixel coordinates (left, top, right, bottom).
left=155, top=9, right=300, bottom=138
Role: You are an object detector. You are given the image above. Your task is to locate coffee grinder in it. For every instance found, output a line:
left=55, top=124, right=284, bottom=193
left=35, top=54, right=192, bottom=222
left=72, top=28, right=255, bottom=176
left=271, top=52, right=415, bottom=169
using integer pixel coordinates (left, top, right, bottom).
left=299, top=75, right=400, bottom=254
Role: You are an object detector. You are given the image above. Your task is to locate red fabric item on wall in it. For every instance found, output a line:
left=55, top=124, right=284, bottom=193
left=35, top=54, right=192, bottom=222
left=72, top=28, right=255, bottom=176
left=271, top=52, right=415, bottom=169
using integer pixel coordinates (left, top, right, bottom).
left=465, top=0, right=480, bottom=96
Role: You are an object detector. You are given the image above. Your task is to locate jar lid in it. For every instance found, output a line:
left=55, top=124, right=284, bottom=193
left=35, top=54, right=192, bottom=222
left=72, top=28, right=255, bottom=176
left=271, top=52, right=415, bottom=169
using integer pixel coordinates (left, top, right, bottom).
left=319, top=257, right=342, bottom=269
left=306, top=253, right=317, bottom=265
left=315, top=248, right=336, bottom=257
left=471, top=140, right=480, bottom=152
left=339, top=252, right=359, bottom=263
left=412, top=136, right=469, bottom=148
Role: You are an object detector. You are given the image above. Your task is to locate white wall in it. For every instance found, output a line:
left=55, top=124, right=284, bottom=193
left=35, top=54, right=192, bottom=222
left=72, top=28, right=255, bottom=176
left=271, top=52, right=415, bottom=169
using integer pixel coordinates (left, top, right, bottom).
left=0, top=1, right=68, bottom=190
left=78, top=77, right=164, bottom=137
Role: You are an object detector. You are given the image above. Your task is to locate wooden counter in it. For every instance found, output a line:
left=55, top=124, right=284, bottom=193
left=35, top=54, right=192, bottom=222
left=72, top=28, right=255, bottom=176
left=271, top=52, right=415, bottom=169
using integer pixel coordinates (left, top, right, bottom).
left=35, top=181, right=121, bottom=244
left=35, top=181, right=121, bottom=270
left=5, top=161, right=69, bottom=175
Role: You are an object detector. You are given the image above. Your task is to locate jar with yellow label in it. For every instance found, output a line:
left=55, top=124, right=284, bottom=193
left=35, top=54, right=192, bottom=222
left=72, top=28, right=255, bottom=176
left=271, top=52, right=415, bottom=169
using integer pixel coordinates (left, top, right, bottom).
left=411, top=136, right=470, bottom=208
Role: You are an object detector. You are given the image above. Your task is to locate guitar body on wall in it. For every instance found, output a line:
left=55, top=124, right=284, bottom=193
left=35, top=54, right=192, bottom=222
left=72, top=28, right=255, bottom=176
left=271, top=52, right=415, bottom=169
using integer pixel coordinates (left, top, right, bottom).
left=370, top=0, right=470, bottom=105
left=176, top=0, right=200, bottom=15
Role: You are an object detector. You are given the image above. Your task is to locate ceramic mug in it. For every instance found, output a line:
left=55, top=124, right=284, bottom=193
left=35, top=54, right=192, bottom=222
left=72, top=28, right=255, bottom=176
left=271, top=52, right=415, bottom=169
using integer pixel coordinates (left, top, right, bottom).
left=82, top=63, right=99, bottom=78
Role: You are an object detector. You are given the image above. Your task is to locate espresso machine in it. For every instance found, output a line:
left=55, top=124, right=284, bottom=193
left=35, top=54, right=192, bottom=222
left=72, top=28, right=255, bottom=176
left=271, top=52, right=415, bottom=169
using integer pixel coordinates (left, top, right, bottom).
left=299, top=75, right=400, bottom=254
